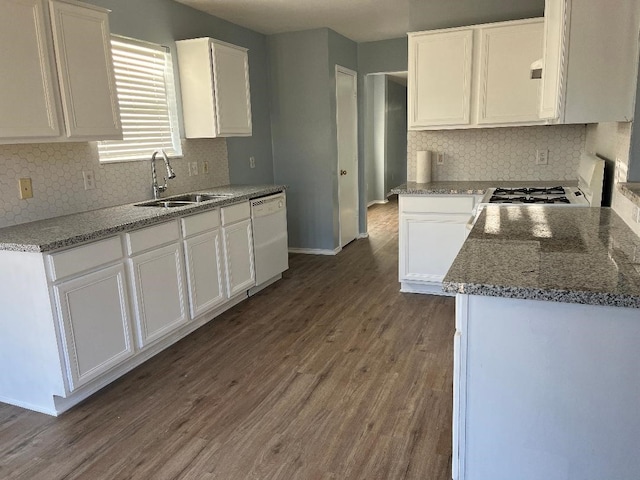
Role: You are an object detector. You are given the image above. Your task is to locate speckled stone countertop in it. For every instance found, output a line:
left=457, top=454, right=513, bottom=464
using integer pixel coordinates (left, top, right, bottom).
left=390, top=180, right=577, bottom=196
left=618, top=182, right=640, bottom=206
left=0, top=185, right=285, bottom=253
left=443, top=206, right=640, bottom=308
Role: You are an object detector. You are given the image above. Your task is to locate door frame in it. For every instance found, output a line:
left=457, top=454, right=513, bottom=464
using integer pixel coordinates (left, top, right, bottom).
left=335, top=65, right=360, bottom=248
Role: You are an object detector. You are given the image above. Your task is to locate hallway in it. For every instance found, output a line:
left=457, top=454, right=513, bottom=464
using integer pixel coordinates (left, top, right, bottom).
left=0, top=198, right=455, bottom=480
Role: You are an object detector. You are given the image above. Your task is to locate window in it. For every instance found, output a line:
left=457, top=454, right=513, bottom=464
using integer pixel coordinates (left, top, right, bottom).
left=98, top=36, right=182, bottom=162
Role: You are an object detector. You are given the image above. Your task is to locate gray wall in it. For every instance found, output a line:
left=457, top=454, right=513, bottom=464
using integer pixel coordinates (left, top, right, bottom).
left=269, top=29, right=333, bottom=250
left=370, top=76, right=386, bottom=203
left=408, top=0, right=544, bottom=31
left=91, top=0, right=274, bottom=185
left=385, top=78, right=408, bottom=192
left=628, top=57, right=640, bottom=182
left=269, top=29, right=357, bottom=251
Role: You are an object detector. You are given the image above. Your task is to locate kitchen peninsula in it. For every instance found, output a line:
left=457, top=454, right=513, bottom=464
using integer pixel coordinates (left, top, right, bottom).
left=443, top=205, right=640, bottom=480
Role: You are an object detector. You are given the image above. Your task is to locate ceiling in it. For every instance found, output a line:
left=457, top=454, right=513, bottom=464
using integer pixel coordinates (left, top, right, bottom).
left=174, top=0, right=545, bottom=43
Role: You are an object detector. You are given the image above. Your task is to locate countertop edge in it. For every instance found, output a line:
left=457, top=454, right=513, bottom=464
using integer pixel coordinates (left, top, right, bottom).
left=0, top=185, right=286, bottom=253
left=442, top=281, right=640, bottom=309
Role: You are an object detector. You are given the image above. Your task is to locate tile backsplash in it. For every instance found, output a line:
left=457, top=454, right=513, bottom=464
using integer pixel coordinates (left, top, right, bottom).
left=0, top=138, right=229, bottom=229
left=407, top=125, right=587, bottom=182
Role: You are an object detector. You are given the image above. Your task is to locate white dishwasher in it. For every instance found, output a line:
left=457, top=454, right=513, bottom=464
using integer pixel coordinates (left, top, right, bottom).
left=249, top=192, right=289, bottom=295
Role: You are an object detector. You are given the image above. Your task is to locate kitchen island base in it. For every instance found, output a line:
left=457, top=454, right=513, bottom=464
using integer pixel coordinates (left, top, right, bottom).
left=453, top=293, right=640, bottom=480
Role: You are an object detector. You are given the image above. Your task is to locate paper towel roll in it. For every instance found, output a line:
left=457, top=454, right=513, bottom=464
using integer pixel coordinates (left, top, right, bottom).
left=416, top=150, right=432, bottom=184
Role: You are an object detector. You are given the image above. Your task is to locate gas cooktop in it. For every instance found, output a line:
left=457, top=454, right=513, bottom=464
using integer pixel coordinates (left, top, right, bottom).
left=485, top=186, right=588, bottom=206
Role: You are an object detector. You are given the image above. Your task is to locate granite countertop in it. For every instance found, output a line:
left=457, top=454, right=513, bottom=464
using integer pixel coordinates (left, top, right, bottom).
left=0, top=185, right=285, bottom=253
left=618, top=182, right=640, bottom=206
left=390, top=180, right=577, bottom=196
left=443, top=206, right=640, bottom=308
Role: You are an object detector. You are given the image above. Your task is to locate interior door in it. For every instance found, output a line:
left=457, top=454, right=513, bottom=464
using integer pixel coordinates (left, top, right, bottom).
left=336, top=66, right=359, bottom=248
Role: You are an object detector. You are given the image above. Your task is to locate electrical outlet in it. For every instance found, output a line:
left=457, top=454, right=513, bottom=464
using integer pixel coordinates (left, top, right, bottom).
left=536, top=149, right=549, bottom=165
left=203, top=161, right=209, bottom=174
left=436, top=153, right=445, bottom=165
left=635, top=206, right=640, bottom=224
left=82, top=170, right=95, bottom=190
left=249, top=156, right=256, bottom=169
left=191, top=161, right=198, bottom=176
left=18, top=178, right=32, bottom=199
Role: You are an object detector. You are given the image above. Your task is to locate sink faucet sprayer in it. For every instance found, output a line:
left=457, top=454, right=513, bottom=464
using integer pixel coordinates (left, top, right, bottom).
left=151, top=149, right=176, bottom=200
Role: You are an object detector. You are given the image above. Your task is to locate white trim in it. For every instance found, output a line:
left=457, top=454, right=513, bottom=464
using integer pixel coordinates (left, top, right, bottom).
left=357, top=232, right=369, bottom=239
left=399, top=281, right=454, bottom=296
left=288, top=247, right=341, bottom=256
left=335, top=64, right=359, bottom=249
left=367, top=200, right=389, bottom=207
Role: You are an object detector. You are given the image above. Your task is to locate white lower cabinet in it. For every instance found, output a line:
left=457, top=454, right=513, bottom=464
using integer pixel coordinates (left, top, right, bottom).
left=0, top=195, right=274, bottom=416
left=184, top=229, right=226, bottom=318
left=221, top=202, right=256, bottom=297
left=129, top=242, right=188, bottom=348
left=399, top=194, right=479, bottom=294
left=53, top=264, right=134, bottom=391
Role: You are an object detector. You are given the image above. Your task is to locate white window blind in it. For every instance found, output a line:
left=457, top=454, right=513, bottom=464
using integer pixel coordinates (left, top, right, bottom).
left=98, top=36, right=182, bottom=162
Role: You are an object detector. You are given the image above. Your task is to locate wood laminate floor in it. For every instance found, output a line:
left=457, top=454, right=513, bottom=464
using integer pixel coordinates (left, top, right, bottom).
left=0, top=197, right=455, bottom=480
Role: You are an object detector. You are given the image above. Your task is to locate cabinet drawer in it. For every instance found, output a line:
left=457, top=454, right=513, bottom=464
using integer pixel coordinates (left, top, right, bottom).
left=126, top=220, right=180, bottom=255
left=221, top=202, right=250, bottom=225
left=48, top=236, right=123, bottom=281
left=401, top=195, right=476, bottom=214
left=181, top=209, right=220, bottom=238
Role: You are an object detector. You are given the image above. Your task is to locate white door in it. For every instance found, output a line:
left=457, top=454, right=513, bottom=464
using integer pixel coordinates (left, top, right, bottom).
left=336, top=66, right=359, bottom=248
left=183, top=229, right=227, bottom=319
left=222, top=219, right=256, bottom=297
left=129, top=243, right=188, bottom=348
left=54, top=264, right=134, bottom=391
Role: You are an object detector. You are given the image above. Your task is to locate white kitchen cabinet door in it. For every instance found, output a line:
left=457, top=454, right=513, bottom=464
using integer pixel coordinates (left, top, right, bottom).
left=129, top=243, right=188, bottom=348
left=54, top=264, right=134, bottom=391
left=49, top=0, right=121, bottom=140
left=477, top=20, right=544, bottom=124
left=176, top=37, right=252, bottom=138
left=222, top=219, right=256, bottom=297
left=211, top=40, right=252, bottom=136
left=408, top=29, right=473, bottom=128
left=183, top=229, right=227, bottom=319
left=0, top=0, right=61, bottom=140
left=399, top=213, right=469, bottom=285
left=540, top=0, right=640, bottom=123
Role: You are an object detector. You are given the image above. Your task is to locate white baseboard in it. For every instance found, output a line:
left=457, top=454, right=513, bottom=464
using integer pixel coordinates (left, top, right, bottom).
left=289, top=247, right=341, bottom=256
left=367, top=199, right=389, bottom=207
left=357, top=232, right=369, bottom=239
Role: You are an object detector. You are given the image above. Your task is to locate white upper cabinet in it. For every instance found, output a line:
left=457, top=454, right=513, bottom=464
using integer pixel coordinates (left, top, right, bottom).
left=0, top=0, right=61, bottom=140
left=49, top=0, right=121, bottom=139
left=540, top=0, right=640, bottom=124
left=176, top=37, right=252, bottom=138
left=408, top=18, right=544, bottom=130
left=408, top=29, right=473, bottom=127
left=0, top=0, right=121, bottom=144
left=477, top=21, right=544, bottom=124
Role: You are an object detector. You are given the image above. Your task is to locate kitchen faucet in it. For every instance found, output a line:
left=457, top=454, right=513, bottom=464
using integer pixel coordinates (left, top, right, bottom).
left=151, top=149, right=176, bottom=199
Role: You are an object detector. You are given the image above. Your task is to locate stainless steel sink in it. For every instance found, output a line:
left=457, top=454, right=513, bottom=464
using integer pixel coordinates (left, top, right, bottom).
left=135, top=192, right=234, bottom=207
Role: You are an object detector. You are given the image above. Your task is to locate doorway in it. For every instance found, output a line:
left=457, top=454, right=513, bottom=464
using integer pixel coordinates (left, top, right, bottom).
left=336, top=66, right=359, bottom=248
left=364, top=72, right=408, bottom=207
